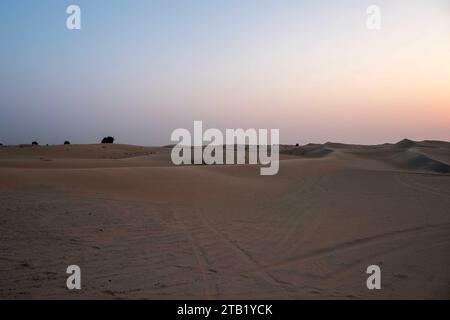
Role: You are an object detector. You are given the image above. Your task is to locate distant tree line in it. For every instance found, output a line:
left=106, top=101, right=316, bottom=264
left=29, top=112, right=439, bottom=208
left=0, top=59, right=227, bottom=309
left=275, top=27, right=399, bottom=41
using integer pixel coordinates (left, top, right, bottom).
left=5, top=136, right=116, bottom=146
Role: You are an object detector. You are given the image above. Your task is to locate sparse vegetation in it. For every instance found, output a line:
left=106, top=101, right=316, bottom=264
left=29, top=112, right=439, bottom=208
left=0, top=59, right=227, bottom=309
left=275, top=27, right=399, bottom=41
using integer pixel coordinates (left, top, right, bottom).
left=296, top=143, right=300, bottom=147
left=101, top=136, right=115, bottom=144
left=64, top=141, right=71, bottom=145
left=31, top=141, right=39, bottom=146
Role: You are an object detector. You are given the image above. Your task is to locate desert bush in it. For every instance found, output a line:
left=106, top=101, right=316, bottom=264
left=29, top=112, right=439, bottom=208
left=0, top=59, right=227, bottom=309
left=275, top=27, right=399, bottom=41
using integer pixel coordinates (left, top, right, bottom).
left=64, top=141, right=71, bottom=145
left=101, top=136, right=115, bottom=144
left=32, top=141, right=39, bottom=146
left=296, top=143, right=300, bottom=147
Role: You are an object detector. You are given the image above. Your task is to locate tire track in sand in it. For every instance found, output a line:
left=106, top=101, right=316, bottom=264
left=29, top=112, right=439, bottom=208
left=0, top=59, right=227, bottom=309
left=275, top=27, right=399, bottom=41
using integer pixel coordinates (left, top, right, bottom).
left=166, top=206, right=219, bottom=298
left=195, top=207, right=293, bottom=299
left=247, top=223, right=450, bottom=274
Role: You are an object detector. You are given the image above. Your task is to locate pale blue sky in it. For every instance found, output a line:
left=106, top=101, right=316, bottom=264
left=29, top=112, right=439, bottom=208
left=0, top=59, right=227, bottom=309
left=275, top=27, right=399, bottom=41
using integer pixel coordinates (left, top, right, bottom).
left=0, top=0, right=449, bottom=145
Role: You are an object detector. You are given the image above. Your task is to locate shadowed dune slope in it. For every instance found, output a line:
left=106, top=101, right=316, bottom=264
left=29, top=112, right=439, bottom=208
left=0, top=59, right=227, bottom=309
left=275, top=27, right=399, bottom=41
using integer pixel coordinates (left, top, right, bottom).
left=309, top=139, right=450, bottom=174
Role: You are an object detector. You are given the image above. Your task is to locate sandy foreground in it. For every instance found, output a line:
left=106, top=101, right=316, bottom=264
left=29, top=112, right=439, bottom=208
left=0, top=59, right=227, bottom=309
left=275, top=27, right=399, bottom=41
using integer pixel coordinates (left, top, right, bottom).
left=0, top=141, right=449, bottom=299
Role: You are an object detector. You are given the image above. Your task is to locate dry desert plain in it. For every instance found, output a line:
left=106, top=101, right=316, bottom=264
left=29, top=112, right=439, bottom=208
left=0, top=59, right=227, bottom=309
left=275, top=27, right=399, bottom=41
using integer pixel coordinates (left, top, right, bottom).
left=0, top=139, right=449, bottom=299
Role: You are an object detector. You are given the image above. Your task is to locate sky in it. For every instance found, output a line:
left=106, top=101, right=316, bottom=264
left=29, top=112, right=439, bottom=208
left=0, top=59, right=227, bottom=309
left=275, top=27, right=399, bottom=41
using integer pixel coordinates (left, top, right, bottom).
left=0, top=0, right=449, bottom=145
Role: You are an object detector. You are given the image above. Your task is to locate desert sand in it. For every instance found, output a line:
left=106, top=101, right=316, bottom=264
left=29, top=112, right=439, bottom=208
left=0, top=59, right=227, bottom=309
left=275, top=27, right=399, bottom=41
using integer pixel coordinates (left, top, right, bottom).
left=0, top=140, right=449, bottom=299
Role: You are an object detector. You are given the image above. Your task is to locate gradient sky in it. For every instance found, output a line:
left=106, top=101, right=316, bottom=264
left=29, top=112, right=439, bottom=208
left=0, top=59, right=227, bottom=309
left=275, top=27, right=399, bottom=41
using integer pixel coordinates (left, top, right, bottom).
left=0, top=0, right=449, bottom=145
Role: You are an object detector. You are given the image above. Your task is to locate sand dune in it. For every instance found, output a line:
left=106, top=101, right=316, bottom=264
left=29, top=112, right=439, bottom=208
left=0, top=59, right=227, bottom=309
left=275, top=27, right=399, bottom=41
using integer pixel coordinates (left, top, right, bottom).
left=281, top=144, right=333, bottom=158
left=389, top=151, right=449, bottom=173
left=0, top=141, right=449, bottom=299
left=0, top=144, right=173, bottom=169
left=316, top=139, right=450, bottom=174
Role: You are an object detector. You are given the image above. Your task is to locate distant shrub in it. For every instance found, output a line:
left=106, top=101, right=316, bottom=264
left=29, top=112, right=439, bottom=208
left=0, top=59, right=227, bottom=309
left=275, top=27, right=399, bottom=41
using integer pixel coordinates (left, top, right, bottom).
left=296, top=143, right=300, bottom=147
left=32, top=141, right=39, bottom=146
left=0, top=143, right=3, bottom=146
left=64, top=141, right=71, bottom=145
left=101, top=136, right=115, bottom=144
